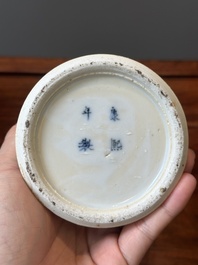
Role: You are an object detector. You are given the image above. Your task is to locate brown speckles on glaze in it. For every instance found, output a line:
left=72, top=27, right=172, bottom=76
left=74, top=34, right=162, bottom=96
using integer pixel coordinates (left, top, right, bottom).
left=16, top=54, right=188, bottom=228
left=170, top=101, right=175, bottom=107
left=25, top=161, right=36, bottom=183
left=160, top=187, right=167, bottom=193
left=136, top=69, right=144, bottom=78
left=114, top=62, right=123, bottom=66
left=41, top=84, right=48, bottom=93
left=160, top=90, right=168, bottom=98
left=25, top=120, right=30, bottom=128
left=174, top=110, right=179, bottom=119
left=79, top=216, right=84, bottom=219
left=135, top=69, right=160, bottom=87
left=41, top=88, right=45, bottom=93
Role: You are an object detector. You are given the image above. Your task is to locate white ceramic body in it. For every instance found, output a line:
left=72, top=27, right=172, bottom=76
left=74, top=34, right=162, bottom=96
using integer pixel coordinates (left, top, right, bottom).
left=16, top=54, right=188, bottom=228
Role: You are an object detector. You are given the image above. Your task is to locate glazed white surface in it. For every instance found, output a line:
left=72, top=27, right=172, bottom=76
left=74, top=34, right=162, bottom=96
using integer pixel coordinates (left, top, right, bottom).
left=36, top=74, right=168, bottom=209
left=16, top=54, right=188, bottom=227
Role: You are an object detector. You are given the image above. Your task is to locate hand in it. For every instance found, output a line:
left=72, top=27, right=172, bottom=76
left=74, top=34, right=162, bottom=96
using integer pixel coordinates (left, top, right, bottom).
left=0, top=126, right=196, bottom=265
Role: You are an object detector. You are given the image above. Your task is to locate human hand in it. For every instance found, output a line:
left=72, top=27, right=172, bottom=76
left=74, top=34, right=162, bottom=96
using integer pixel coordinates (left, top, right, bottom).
left=0, top=126, right=196, bottom=265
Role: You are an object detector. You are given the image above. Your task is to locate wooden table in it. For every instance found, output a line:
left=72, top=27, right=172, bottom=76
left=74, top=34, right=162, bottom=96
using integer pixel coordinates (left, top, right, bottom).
left=0, top=58, right=197, bottom=264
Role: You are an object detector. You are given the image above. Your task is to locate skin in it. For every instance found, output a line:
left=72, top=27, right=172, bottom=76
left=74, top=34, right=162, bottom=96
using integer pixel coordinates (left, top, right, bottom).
left=0, top=126, right=196, bottom=265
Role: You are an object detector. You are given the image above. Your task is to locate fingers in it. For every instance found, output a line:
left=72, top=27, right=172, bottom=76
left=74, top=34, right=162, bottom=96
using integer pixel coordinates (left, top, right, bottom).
left=185, top=149, right=196, bottom=173
left=0, top=125, right=16, bottom=152
left=118, top=172, right=197, bottom=265
left=0, top=125, right=17, bottom=170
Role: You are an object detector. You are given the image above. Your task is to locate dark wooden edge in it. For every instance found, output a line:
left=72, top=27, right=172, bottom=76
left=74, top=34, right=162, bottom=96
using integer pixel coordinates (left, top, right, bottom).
left=0, top=57, right=70, bottom=75
left=1, top=57, right=198, bottom=76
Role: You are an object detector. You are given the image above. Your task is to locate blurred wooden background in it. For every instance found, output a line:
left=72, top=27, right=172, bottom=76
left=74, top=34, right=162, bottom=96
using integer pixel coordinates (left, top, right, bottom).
left=0, top=58, right=197, bottom=264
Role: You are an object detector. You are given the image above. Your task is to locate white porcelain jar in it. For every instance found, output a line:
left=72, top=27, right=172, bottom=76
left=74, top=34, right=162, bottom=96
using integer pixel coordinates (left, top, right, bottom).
left=16, top=54, right=188, bottom=228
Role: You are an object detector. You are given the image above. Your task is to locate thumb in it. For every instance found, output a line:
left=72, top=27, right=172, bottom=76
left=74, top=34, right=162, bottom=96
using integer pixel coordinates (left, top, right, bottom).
left=0, top=125, right=18, bottom=170
left=118, top=171, right=197, bottom=265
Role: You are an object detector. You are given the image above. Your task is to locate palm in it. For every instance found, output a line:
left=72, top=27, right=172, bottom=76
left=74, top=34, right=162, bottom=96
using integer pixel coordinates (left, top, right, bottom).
left=0, top=127, right=196, bottom=265
left=1, top=166, right=128, bottom=264
left=1, top=167, right=126, bottom=264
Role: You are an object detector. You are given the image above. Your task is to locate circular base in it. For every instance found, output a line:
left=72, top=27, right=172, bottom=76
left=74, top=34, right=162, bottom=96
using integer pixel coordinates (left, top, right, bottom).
left=16, top=54, right=188, bottom=227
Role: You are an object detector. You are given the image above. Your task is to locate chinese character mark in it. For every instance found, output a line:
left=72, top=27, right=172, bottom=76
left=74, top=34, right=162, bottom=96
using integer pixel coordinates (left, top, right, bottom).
left=82, top=106, right=91, bottom=120
left=111, top=139, right=123, bottom=151
left=78, top=138, right=94, bottom=152
left=110, top=107, right=119, bottom=121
